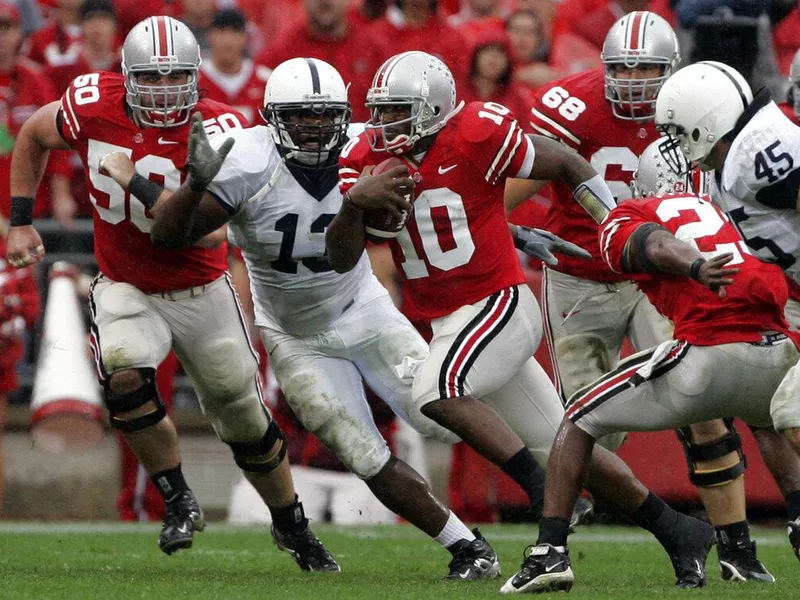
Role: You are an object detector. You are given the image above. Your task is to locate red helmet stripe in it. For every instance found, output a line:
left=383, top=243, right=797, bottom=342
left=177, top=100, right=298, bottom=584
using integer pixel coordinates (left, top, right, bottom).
left=156, top=16, right=169, bottom=57
left=627, top=11, right=645, bottom=51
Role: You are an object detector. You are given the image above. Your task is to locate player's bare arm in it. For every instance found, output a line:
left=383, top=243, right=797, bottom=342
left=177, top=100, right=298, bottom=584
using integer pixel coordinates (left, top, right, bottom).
left=504, top=178, right=547, bottom=214
left=148, top=113, right=235, bottom=248
left=6, top=101, right=71, bottom=268
left=626, top=226, right=739, bottom=297
left=526, top=135, right=616, bottom=223
left=326, top=166, right=413, bottom=273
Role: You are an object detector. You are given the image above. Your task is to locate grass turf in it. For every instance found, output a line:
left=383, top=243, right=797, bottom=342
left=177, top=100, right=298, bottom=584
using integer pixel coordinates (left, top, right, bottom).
left=0, top=522, right=797, bottom=599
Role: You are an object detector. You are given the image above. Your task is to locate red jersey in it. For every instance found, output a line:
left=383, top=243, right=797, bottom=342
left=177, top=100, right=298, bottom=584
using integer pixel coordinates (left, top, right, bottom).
left=340, top=101, right=533, bottom=319
left=199, top=59, right=271, bottom=126
left=528, top=68, right=660, bottom=281
left=255, top=23, right=383, bottom=122
left=57, top=72, right=245, bottom=293
left=600, top=194, right=795, bottom=346
left=0, top=59, right=63, bottom=218
left=25, top=21, right=82, bottom=68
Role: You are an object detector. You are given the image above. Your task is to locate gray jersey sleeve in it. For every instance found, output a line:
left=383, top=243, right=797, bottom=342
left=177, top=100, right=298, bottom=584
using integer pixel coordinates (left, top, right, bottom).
left=206, top=127, right=275, bottom=214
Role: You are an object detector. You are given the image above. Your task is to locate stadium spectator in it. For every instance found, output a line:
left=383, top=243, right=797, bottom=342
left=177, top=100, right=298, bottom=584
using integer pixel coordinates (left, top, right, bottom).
left=458, top=30, right=533, bottom=122
left=45, top=0, right=120, bottom=94
left=347, top=0, right=390, bottom=27
left=255, top=0, right=384, bottom=122
left=505, top=9, right=561, bottom=92
left=770, top=3, right=800, bottom=76
left=236, top=0, right=301, bottom=50
left=0, top=221, right=41, bottom=515
left=179, top=0, right=215, bottom=52
left=448, top=0, right=506, bottom=44
left=370, top=1, right=469, bottom=82
left=24, top=0, right=82, bottom=68
left=199, top=8, right=271, bottom=125
left=0, top=0, right=72, bottom=223
left=113, top=0, right=179, bottom=38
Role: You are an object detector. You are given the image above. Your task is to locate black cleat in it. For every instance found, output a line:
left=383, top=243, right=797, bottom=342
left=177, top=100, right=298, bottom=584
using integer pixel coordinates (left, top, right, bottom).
left=718, top=538, right=775, bottom=583
left=271, top=525, right=340, bottom=572
left=661, top=513, right=714, bottom=588
left=569, top=496, right=595, bottom=533
left=788, top=518, right=800, bottom=562
left=158, top=490, right=205, bottom=555
left=446, top=529, right=501, bottom=580
left=500, top=544, right=574, bottom=594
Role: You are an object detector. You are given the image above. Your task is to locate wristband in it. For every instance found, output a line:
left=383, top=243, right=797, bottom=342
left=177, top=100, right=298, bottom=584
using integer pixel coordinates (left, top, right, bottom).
left=689, top=258, right=707, bottom=281
left=129, top=174, right=164, bottom=210
left=10, top=196, right=34, bottom=227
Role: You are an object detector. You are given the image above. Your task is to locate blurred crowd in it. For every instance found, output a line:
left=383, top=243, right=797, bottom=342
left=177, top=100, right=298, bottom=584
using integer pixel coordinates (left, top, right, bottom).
left=3, top=0, right=800, bottom=521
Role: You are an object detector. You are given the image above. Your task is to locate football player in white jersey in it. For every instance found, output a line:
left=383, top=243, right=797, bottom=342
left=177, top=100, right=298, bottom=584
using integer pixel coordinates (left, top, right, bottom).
left=656, top=60, right=800, bottom=560
left=101, top=57, right=507, bottom=580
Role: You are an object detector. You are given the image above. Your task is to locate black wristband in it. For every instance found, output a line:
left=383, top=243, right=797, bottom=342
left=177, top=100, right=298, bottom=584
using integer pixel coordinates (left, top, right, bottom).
left=689, top=257, right=707, bottom=281
left=10, top=196, right=34, bottom=227
left=129, top=173, right=164, bottom=210
left=513, top=226, right=528, bottom=252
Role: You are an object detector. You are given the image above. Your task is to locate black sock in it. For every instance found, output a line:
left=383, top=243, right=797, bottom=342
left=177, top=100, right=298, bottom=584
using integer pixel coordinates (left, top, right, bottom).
left=270, top=495, right=309, bottom=533
left=502, top=448, right=546, bottom=511
left=150, top=464, right=189, bottom=503
left=536, top=516, right=570, bottom=548
left=715, top=521, right=750, bottom=547
left=631, top=492, right=677, bottom=543
left=787, top=490, right=800, bottom=522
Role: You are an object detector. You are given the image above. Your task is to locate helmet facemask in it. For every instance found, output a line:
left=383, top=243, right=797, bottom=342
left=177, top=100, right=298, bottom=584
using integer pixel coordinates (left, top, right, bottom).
left=604, top=61, right=671, bottom=121
left=124, top=65, right=199, bottom=128
left=265, top=101, right=352, bottom=168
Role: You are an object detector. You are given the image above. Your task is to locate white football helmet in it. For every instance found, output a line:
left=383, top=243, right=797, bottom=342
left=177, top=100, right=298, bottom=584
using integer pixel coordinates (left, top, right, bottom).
left=789, top=48, right=800, bottom=118
left=601, top=11, right=680, bottom=121
left=655, top=61, right=753, bottom=172
left=121, top=16, right=201, bottom=128
left=262, top=57, right=352, bottom=167
left=632, top=137, right=707, bottom=197
left=365, top=51, right=461, bottom=154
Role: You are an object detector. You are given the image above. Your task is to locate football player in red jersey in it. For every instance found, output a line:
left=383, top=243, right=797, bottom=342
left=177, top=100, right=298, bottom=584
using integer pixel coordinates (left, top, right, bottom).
left=327, top=50, right=716, bottom=590
left=512, top=11, right=786, bottom=579
left=6, top=17, right=339, bottom=571
left=502, top=139, right=800, bottom=593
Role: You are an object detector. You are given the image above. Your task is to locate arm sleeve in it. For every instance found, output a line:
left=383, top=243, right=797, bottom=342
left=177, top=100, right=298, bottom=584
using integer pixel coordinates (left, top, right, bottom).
left=598, top=202, right=658, bottom=274
left=338, top=134, right=369, bottom=195
left=458, top=102, right=536, bottom=185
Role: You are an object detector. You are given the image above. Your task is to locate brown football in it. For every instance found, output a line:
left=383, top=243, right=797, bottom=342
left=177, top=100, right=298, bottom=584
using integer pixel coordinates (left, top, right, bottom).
left=363, top=157, right=414, bottom=240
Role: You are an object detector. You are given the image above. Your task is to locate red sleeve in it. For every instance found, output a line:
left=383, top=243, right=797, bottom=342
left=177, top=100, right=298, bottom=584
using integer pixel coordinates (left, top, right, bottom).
left=598, top=200, right=659, bottom=274
left=457, top=101, right=535, bottom=185
left=337, top=133, right=371, bottom=194
left=58, top=72, right=110, bottom=146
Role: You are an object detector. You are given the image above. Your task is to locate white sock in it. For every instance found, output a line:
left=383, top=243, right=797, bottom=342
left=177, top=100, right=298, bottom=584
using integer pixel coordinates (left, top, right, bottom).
left=434, top=511, right=475, bottom=549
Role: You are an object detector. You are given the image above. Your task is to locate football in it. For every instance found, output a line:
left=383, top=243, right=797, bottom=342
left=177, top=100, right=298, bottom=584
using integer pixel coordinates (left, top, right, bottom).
left=363, top=157, right=414, bottom=240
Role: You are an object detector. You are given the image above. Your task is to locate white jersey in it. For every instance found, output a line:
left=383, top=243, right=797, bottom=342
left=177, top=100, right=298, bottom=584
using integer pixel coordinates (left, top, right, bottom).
left=207, top=124, right=385, bottom=336
left=711, top=93, right=800, bottom=284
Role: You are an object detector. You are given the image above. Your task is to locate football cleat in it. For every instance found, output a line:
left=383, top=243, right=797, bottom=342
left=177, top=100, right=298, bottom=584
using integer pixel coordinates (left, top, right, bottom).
left=446, top=529, right=501, bottom=580
left=569, top=496, right=595, bottom=533
left=718, top=538, right=775, bottom=583
left=158, top=490, right=205, bottom=555
left=271, top=524, right=340, bottom=572
left=787, top=518, right=800, bottom=561
left=660, top=513, right=714, bottom=588
left=500, top=544, right=574, bottom=594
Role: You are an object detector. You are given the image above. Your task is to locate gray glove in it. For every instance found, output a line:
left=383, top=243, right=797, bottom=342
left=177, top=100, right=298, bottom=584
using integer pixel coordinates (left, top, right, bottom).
left=514, top=226, right=592, bottom=266
left=186, top=112, right=235, bottom=191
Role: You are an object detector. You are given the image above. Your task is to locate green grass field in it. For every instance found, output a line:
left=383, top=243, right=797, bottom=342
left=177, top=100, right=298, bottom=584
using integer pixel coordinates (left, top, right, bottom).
left=0, top=522, right=798, bottom=599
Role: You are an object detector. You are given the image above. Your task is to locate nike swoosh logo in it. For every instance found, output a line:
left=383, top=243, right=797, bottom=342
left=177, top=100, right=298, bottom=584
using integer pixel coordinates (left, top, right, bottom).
left=544, top=562, right=563, bottom=572
left=438, top=164, right=457, bottom=174
left=158, top=137, right=179, bottom=145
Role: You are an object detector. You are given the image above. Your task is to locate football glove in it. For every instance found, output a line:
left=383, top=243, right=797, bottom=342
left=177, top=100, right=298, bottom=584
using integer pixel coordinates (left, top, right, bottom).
left=514, top=226, right=592, bottom=266
left=186, top=113, right=235, bottom=191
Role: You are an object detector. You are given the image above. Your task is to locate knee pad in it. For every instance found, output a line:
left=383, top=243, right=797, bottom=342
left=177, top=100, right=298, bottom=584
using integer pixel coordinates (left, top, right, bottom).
left=104, top=368, right=166, bottom=432
left=677, top=418, right=747, bottom=487
left=228, top=420, right=287, bottom=474
left=555, top=334, right=612, bottom=399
